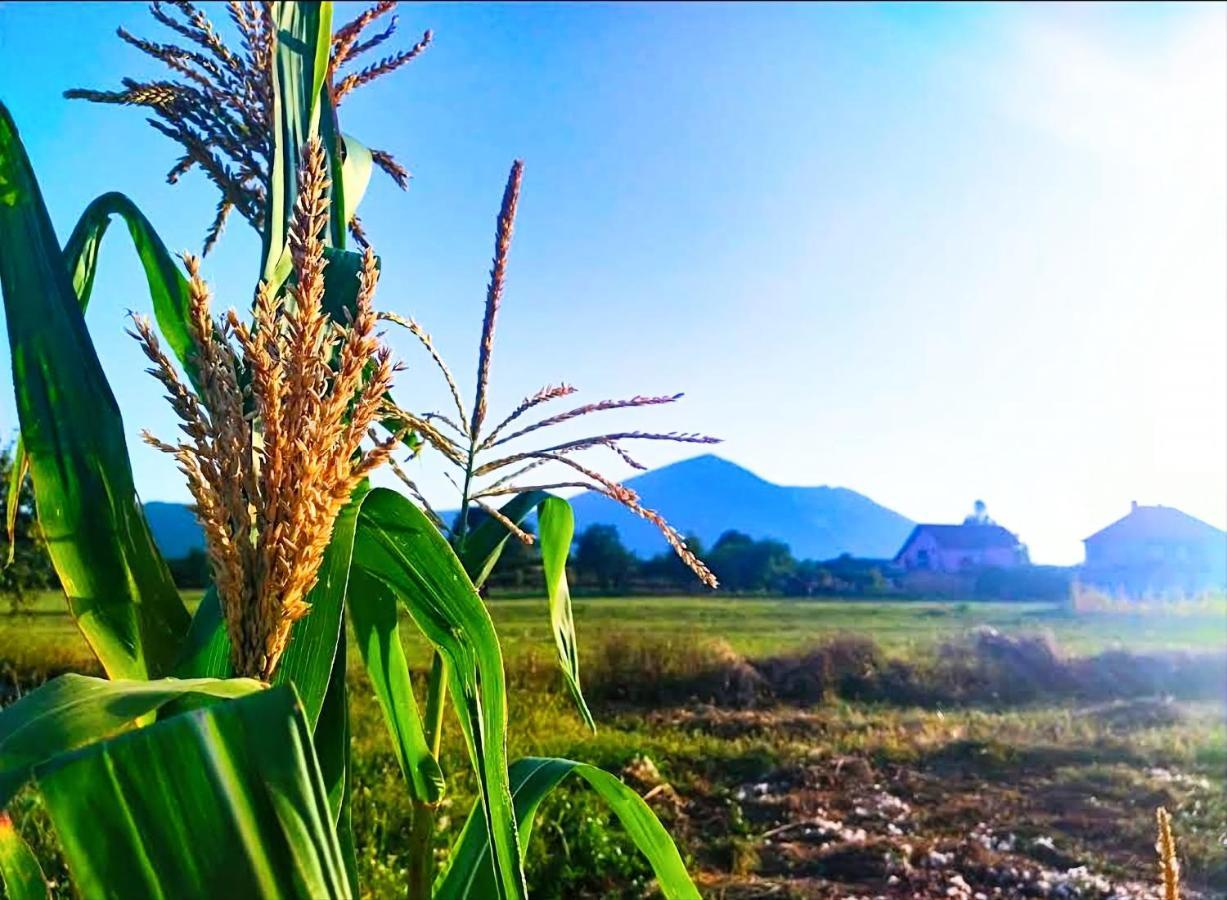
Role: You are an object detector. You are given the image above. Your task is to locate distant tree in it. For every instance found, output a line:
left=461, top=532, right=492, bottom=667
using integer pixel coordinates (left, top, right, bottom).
left=167, top=547, right=211, bottom=590
left=641, top=532, right=707, bottom=591
left=964, top=499, right=995, bottom=525
left=0, top=444, right=58, bottom=613
left=784, top=558, right=836, bottom=596
left=574, top=524, right=635, bottom=592
left=709, top=530, right=796, bottom=593
left=485, top=519, right=538, bottom=591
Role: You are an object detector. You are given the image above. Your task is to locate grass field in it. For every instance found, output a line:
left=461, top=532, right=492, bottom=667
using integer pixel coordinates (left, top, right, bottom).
left=3, top=592, right=1225, bottom=898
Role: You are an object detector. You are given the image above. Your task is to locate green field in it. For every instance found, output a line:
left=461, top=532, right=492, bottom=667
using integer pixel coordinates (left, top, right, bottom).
left=3, top=592, right=1225, bottom=898
left=7, top=592, right=1223, bottom=670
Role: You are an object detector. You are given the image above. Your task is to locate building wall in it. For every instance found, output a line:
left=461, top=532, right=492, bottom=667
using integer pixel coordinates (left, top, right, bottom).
left=898, top=533, right=1022, bottom=573
left=1083, top=536, right=1227, bottom=594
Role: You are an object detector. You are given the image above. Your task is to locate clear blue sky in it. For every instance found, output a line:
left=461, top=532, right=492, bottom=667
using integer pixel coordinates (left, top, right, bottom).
left=1, top=2, right=1224, bottom=564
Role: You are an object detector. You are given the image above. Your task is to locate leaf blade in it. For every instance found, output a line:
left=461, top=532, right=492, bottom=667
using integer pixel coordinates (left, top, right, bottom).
left=353, top=488, right=525, bottom=900
left=435, top=757, right=699, bottom=900
left=0, top=674, right=264, bottom=808
left=0, top=813, right=48, bottom=900
left=35, top=686, right=349, bottom=899
left=537, top=497, right=595, bottom=731
left=0, top=102, right=190, bottom=680
left=347, top=565, right=444, bottom=804
left=263, top=1, right=335, bottom=283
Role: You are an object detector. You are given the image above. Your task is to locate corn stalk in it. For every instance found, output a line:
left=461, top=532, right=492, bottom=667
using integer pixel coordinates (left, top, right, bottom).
left=0, top=3, right=701, bottom=898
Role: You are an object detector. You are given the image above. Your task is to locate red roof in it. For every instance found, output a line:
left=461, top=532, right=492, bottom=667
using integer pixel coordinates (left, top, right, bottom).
left=1084, top=505, right=1226, bottom=545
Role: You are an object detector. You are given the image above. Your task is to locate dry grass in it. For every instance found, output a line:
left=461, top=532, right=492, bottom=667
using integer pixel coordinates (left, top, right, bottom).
left=1156, top=807, right=1181, bottom=900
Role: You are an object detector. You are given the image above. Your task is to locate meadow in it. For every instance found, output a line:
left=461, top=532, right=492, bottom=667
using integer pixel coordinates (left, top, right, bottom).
left=3, top=592, right=1224, bottom=898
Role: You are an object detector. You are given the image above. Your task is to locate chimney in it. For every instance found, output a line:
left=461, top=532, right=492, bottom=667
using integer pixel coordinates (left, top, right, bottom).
left=1131, top=500, right=1138, bottom=512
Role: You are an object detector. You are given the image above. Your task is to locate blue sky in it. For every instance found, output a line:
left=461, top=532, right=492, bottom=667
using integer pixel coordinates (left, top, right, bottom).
left=1, top=2, right=1224, bottom=564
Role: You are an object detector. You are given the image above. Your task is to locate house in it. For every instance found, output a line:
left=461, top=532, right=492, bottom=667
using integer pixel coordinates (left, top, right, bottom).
left=893, top=503, right=1027, bottom=573
left=1082, top=502, right=1227, bottom=595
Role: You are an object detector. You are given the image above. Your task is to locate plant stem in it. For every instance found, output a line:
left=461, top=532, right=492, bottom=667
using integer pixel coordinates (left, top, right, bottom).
left=406, top=799, right=436, bottom=900
left=407, top=655, right=448, bottom=900
left=408, top=427, right=478, bottom=898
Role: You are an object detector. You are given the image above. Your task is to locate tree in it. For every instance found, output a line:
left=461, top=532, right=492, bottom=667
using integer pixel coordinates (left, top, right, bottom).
left=641, top=531, right=707, bottom=591
left=574, top=524, right=635, bottom=592
left=708, top=530, right=796, bottom=593
left=0, top=443, right=57, bottom=612
left=166, top=547, right=210, bottom=590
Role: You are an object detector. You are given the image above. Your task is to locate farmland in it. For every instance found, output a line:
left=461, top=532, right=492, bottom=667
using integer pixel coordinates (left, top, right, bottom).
left=2, top=593, right=1224, bottom=898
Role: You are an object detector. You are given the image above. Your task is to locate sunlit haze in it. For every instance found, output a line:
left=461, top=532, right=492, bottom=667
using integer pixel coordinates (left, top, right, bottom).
left=1, top=2, right=1223, bottom=564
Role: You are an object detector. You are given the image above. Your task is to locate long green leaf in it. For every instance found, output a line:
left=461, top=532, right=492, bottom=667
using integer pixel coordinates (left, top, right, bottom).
left=435, top=757, right=699, bottom=900
left=62, top=191, right=196, bottom=378
left=173, top=586, right=231, bottom=679
left=338, top=134, right=372, bottom=238
left=458, top=492, right=593, bottom=728
left=0, top=813, right=47, bottom=900
left=3, top=449, right=28, bottom=569
left=315, top=635, right=358, bottom=896
left=264, top=0, right=335, bottom=284
left=0, top=102, right=190, bottom=680
left=537, top=498, right=594, bottom=731
left=347, top=565, right=443, bottom=803
left=274, top=482, right=369, bottom=727
left=0, top=674, right=263, bottom=807
left=458, top=490, right=550, bottom=589
left=353, top=488, right=525, bottom=900
left=8, top=190, right=197, bottom=562
left=36, top=685, right=349, bottom=899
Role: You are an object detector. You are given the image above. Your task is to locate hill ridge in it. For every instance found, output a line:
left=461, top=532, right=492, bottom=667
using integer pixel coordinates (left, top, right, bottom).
left=141, top=454, right=914, bottom=562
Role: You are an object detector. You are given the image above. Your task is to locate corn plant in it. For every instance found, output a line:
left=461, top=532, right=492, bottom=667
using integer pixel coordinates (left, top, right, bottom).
left=0, top=3, right=708, bottom=898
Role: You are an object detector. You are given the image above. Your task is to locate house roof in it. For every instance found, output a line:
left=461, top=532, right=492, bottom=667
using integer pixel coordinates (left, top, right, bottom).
left=1084, top=505, right=1226, bottom=545
left=894, top=524, right=1019, bottom=559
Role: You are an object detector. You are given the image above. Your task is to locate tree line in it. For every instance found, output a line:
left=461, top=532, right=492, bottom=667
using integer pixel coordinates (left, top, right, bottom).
left=1, top=445, right=1067, bottom=606
left=484, top=520, right=894, bottom=596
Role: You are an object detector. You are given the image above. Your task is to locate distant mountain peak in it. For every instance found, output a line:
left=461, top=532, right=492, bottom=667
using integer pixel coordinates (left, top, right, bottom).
left=567, top=454, right=912, bottom=560
left=142, top=454, right=915, bottom=563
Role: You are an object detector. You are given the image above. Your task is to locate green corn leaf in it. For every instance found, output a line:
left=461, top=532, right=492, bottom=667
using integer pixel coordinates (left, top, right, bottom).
left=3, top=454, right=26, bottom=568
left=537, top=498, right=595, bottom=731
left=338, top=134, right=372, bottom=238
left=172, top=586, right=231, bottom=679
left=0, top=674, right=263, bottom=807
left=458, top=492, right=593, bottom=728
left=35, top=685, right=349, bottom=899
left=353, top=488, right=525, bottom=900
left=347, top=565, right=444, bottom=804
left=458, top=490, right=551, bottom=589
left=0, top=101, right=190, bottom=680
left=321, top=246, right=370, bottom=321
left=320, top=87, right=347, bottom=252
left=274, top=481, right=370, bottom=728
left=62, top=191, right=197, bottom=380
left=264, top=0, right=335, bottom=285
left=8, top=190, right=197, bottom=564
left=315, top=636, right=358, bottom=896
left=0, top=813, right=48, bottom=900
left=435, top=757, right=700, bottom=900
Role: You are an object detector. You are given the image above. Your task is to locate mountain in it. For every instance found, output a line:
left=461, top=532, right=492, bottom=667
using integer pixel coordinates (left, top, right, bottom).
left=567, top=454, right=913, bottom=561
left=141, top=455, right=914, bottom=562
left=144, top=501, right=205, bottom=559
